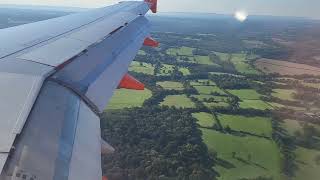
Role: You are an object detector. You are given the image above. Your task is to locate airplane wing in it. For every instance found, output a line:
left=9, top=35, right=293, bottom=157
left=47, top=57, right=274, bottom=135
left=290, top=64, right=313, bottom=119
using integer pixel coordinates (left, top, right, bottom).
left=0, top=0, right=158, bottom=179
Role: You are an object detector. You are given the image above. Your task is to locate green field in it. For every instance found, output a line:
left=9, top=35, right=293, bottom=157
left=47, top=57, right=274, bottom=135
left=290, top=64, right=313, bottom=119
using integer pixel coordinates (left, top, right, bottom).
left=179, top=67, right=191, bottom=75
left=177, top=56, right=196, bottom=63
left=243, top=40, right=268, bottom=48
left=191, top=94, right=213, bottom=100
left=281, top=119, right=320, bottom=136
left=106, top=89, right=152, bottom=110
left=293, top=147, right=320, bottom=180
left=194, top=55, right=215, bottom=65
left=274, top=81, right=287, bottom=86
left=286, top=106, right=306, bottom=111
left=157, top=64, right=175, bottom=76
left=157, top=81, right=184, bottom=90
left=227, top=89, right=262, bottom=100
left=192, top=112, right=216, bottom=128
left=177, top=55, right=221, bottom=66
left=190, top=79, right=216, bottom=86
left=230, top=53, right=260, bottom=74
left=210, top=72, right=244, bottom=77
left=138, top=50, right=146, bottom=55
left=281, top=119, right=303, bottom=136
left=191, top=95, right=228, bottom=102
left=201, top=129, right=282, bottom=180
left=268, top=102, right=286, bottom=109
left=272, top=89, right=297, bottom=101
left=166, top=46, right=195, bottom=56
left=287, top=106, right=307, bottom=111
left=194, top=86, right=226, bottom=95
left=218, top=114, right=273, bottom=137
left=268, top=102, right=306, bottom=111
left=129, top=61, right=154, bottom=75
left=214, top=52, right=230, bottom=62
left=191, top=94, right=230, bottom=108
left=232, top=61, right=258, bottom=75
left=301, top=82, right=320, bottom=89
left=240, top=100, right=272, bottom=110
left=161, top=95, right=195, bottom=108
left=204, top=102, right=230, bottom=108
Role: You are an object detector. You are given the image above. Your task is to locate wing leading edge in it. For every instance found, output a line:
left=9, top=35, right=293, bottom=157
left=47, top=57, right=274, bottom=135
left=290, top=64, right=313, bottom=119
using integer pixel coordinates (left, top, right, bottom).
left=0, top=0, right=158, bottom=179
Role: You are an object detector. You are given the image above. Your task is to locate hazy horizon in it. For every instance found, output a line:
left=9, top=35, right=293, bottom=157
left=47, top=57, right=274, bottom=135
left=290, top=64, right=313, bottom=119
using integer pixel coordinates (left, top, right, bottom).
left=0, top=0, right=319, bottom=19
left=0, top=5, right=316, bottom=21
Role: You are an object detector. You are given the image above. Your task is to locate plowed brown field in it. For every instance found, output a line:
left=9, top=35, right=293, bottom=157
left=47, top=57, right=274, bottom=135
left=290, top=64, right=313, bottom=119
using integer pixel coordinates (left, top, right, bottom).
left=255, top=59, right=320, bottom=76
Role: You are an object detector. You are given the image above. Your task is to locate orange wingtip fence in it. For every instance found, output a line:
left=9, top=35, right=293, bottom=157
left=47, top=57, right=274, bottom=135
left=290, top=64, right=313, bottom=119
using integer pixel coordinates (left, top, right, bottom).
left=144, top=0, right=157, bottom=13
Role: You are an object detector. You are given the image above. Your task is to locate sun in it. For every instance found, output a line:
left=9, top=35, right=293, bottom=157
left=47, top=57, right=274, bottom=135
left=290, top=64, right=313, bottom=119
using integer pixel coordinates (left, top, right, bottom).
left=234, top=10, right=248, bottom=22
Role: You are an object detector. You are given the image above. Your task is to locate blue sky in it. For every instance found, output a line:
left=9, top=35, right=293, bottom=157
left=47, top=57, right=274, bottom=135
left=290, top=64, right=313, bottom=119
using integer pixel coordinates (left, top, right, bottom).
left=0, top=0, right=319, bottom=19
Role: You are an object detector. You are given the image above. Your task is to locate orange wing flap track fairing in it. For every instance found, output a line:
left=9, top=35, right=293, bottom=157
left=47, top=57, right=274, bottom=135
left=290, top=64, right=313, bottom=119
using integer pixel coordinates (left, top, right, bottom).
left=118, top=73, right=145, bottom=90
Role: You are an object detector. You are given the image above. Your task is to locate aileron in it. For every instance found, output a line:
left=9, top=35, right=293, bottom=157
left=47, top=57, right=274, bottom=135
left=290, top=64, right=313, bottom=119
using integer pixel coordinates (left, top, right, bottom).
left=0, top=73, right=44, bottom=152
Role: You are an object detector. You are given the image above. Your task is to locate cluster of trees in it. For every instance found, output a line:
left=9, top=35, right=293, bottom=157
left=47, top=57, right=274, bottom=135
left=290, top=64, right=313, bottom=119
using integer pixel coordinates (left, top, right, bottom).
left=294, top=88, right=320, bottom=104
left=209, top=53, right=237, bottom=73
left=101, top=107, right=217, bottom=179
left=271, top=116, right=298, bottom=177
left=209, top=75, right=251, bottom=89
left=294, top=123, right=320, bottom=149
left=251, top=46, right=291, bottom=60
left=192, top=49, right=211, bottom=56
left=272, top=112, right=320, bottom=177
